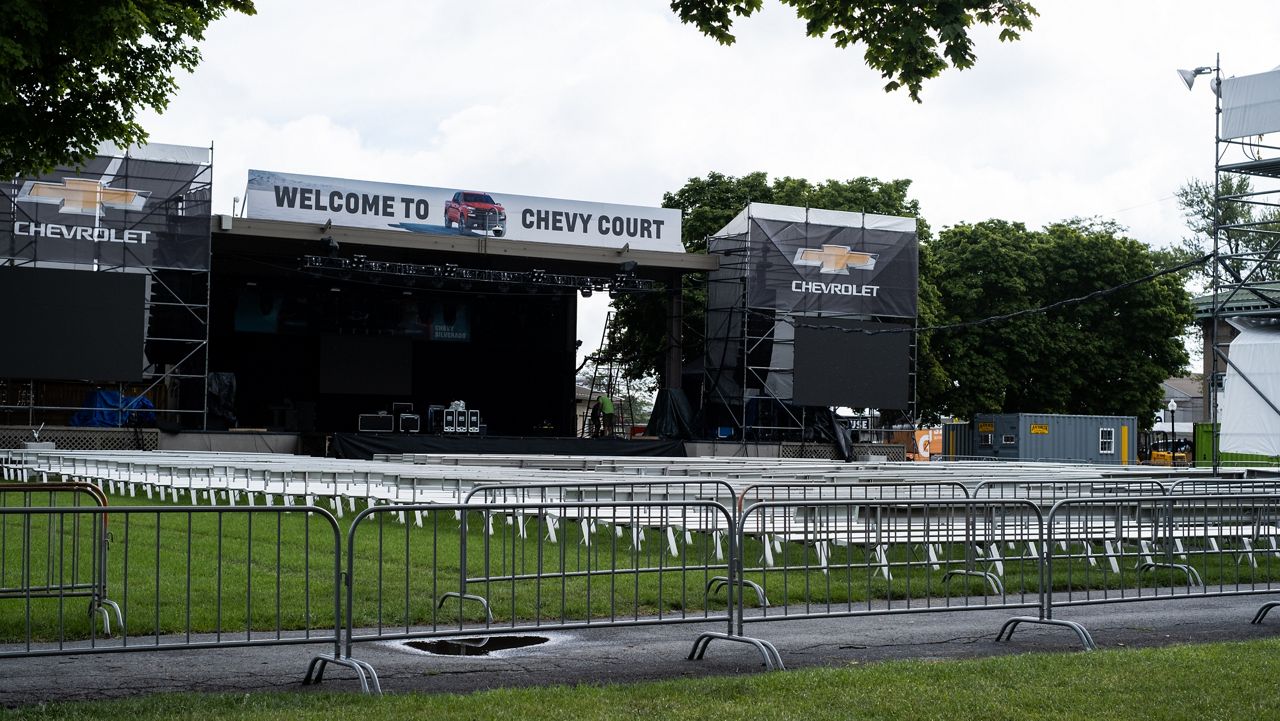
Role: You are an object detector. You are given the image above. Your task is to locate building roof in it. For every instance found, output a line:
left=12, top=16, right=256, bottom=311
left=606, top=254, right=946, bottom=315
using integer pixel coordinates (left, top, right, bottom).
left=1161, top=377, right=1201, bottom=400
left=1192, top=282, right=1280, bottom=319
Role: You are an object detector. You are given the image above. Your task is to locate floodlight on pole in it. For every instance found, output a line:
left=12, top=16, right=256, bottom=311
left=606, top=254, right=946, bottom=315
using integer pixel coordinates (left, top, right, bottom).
left=1177, top=66, right=1214, bottom=91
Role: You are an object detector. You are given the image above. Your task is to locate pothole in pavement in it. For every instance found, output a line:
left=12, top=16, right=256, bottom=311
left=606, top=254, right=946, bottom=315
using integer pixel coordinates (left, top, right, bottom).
left=405, top=636, right=550, bottom=656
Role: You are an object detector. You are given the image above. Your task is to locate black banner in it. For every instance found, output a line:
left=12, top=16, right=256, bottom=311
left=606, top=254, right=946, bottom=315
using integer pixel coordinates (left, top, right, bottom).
left=746, top=215, right=917, bottom=318
left=1, top=146, right=212, bottom=270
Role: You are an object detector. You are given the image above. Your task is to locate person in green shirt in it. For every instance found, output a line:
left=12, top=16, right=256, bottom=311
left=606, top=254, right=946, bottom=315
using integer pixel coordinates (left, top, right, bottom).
left=597, top=394, right=615, bottom=438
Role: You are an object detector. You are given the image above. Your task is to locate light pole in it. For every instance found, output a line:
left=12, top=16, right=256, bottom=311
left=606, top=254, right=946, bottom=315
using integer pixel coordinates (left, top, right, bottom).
left=1167, top=399, right=1179, bottom=462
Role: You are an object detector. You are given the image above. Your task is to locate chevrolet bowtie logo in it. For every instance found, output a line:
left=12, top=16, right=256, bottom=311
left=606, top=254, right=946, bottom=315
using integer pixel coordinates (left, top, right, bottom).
left=17, top=178, right=148, bottom=215
left=792, top=245, right=878, bottom=274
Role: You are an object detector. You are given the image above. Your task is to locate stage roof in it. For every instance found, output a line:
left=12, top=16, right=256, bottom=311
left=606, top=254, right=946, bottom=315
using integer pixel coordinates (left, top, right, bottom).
left=713, top=202, right=917, bottom=238
left=212, top=216, right=718, bottom=275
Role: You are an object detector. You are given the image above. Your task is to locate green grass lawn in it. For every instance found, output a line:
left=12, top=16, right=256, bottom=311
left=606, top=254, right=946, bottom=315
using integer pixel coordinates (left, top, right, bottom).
left=4, top=638, right=1279, bottom=720
left=3, top=485, right=1280, bottom=642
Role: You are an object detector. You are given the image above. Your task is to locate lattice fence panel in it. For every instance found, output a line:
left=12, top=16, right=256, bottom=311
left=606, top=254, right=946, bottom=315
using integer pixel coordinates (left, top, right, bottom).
left=0, top=426, right=158, bottom=451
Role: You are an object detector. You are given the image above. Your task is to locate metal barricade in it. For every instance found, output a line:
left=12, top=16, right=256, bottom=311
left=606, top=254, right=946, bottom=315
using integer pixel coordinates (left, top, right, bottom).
left=971, top=479, right=1170, bottom=505
left=693, top=498, right=1045, bottom=669
left=0, top=481, right=119, bottom=634
left=0, top=504, right=356, bottom=690
left=1170, top=479, right=1280, bottom=495
left=998, top=493, right=1280, bottom=650
left=319, top=500, right=742, bottom=690
left=738, top=480, right=970, bottom=509
left=465, top=479, right=738, bottom=510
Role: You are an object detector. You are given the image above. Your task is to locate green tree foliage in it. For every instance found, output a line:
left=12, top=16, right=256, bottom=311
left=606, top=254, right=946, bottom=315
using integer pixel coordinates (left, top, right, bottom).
left=929, top=218, right=1192, bottom=425
left=0, top=0, right=256, bottom=177
left=1175, top=175, right=1280, bottom=289
left=669, top=0, right=1037, bottom=101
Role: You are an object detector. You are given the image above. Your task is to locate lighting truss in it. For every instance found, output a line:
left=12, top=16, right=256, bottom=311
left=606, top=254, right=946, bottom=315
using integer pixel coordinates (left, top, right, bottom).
left=301, top=255, right=655, bottom=294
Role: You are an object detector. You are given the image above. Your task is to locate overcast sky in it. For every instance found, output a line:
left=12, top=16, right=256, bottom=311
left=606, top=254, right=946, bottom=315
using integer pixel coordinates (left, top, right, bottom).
left=138, top=0, right=1280, bottom=361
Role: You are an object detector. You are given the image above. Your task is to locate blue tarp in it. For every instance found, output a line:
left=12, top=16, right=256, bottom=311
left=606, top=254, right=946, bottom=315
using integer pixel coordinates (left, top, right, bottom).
left=70, top=391, right=156, bottom=427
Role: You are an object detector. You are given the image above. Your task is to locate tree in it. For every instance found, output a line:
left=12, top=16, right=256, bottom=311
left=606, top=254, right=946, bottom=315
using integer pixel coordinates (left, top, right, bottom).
left=1175, top=175, right=1280, bottom=290
left=927, top=218, right=1192, bottom=426
left=606, top=171, right=769, bottom=387
left=1, top=0, right=256, bottom=177
left=669, top=0, right=1037, bottom=101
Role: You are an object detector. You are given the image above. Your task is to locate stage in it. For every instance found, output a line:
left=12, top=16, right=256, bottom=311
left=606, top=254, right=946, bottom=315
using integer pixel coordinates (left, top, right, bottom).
left=330, top=433, right=686, bottom=460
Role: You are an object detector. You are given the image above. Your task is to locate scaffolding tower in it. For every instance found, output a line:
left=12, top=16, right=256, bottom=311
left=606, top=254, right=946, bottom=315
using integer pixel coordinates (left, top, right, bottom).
left=702, top=203, right=919, bottom=443
left=1200, top=59, right=1280, bottom=469
left=0, top=144, right=213, bottom=432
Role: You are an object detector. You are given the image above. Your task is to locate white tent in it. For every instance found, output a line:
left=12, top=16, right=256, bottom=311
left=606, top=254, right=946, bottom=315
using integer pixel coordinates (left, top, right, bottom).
left=1220, top=319, right=1280, bottom=457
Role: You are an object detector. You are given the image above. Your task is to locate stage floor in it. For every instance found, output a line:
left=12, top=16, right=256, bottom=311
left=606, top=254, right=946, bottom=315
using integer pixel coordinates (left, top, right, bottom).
left=330, top=433, right=686, bottom=459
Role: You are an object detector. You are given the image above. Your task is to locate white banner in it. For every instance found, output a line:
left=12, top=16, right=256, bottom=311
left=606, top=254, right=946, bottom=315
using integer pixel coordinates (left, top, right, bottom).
left=245, top=170, right=682, bottom=252
left=1221, top=68, right=1280, bottom=140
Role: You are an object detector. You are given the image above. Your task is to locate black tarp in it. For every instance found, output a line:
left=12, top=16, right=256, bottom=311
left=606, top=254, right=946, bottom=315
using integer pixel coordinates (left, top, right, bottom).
left=646, top=388, right=696, bottom=439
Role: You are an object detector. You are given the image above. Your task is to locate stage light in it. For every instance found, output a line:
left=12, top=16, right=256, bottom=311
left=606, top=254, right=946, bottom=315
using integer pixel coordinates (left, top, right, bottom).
left=300, top=255, right=657, bottom=294
left=1178, top=66, right=1214, bottom=91
left=580, top=287, right=592, bottom=298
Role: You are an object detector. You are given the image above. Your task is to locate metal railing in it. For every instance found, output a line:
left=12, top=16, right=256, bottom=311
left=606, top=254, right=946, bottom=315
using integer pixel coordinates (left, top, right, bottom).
left=0, top=481, right=119, bottom=634
left=308, top=500, right=745, bottom=690
left=692, top=498, right=1046, bottom=668
left=999, top=493, right=1280, bottom=649
left=0, top=503, right=361, bottom=690
left=4, top=460, right=1280, bottom=695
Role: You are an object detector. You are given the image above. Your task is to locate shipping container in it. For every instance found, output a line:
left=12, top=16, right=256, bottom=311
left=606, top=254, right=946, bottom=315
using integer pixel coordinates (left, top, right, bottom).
left=957, top=413, right=1139, bottom=465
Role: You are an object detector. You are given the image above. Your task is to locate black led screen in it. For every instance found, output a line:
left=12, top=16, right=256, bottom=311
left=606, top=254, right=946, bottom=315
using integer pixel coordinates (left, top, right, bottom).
left=0, top=267, right=145, bottom=381
left=793, top=318, right=910, bottom=408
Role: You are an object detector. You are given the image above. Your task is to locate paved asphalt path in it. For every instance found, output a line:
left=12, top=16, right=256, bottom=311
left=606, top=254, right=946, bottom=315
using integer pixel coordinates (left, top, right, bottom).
left=3, top=594, right=1278, bottom=707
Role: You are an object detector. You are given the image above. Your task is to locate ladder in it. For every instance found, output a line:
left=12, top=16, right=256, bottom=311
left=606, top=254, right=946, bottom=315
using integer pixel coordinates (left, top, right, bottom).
left=581, top=311, right=634, bottom=438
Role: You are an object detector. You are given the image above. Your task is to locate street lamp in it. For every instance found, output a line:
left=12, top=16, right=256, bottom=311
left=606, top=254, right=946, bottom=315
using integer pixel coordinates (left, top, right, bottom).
left=1167, top=399, right=1178, bottom=440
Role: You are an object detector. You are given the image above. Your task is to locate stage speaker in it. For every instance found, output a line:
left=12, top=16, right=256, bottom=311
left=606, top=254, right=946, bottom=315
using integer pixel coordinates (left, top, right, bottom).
left=399, top=413, right=421, bottom=433
left=358, top=412, right=395, bottom=433
left=467, top=409, right=481, bottom=433
left=443, top=409, right=458, bottom=434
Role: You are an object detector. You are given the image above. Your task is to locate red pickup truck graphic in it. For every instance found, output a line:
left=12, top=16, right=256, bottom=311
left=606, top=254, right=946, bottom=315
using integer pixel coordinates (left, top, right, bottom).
left=444, top=191, right=506, bottom=237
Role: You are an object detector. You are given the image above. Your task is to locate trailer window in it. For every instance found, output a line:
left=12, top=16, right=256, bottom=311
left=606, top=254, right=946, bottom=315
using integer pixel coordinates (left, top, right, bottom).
left=979, top=433, right=993, bottom=448
left=1002, top=434, right=1016, bottom=445
left=1099, top=427, right=1115, bottom=455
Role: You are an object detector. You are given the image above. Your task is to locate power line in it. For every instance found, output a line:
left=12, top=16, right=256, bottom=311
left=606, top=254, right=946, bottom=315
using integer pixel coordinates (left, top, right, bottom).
left=750, top=252, right=1210, bottom=336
